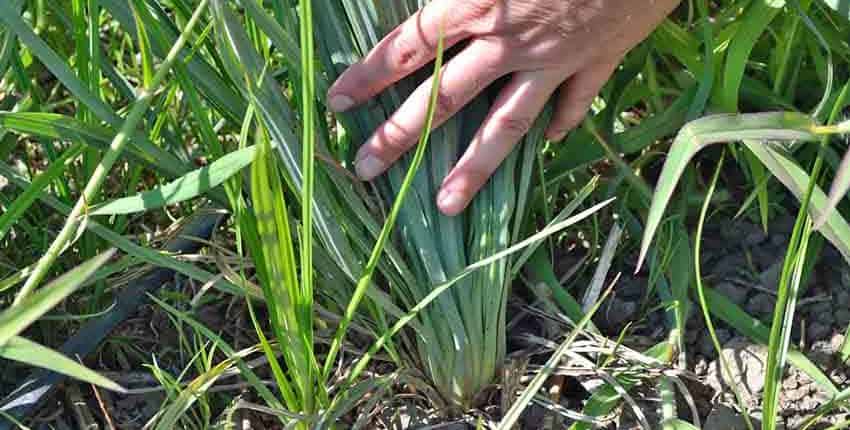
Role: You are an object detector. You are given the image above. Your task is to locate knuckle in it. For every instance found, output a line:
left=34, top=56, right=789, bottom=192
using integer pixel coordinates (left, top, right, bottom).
left=434, top=90, right=459, bottom=121
left=389, top=31, right=427, bottom=72
left=492, top=114, right=534, bottom=137
left=378, top=120, right=417, bottom=152
left=463, top=0, right=499, bottom=22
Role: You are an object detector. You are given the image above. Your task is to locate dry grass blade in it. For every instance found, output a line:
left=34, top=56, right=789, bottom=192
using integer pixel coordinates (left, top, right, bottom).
left=498, top=274, right=619, bottom=429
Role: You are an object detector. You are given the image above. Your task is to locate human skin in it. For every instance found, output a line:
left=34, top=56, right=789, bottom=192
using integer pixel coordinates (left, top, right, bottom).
left=327, top=0, right=681, bottom=216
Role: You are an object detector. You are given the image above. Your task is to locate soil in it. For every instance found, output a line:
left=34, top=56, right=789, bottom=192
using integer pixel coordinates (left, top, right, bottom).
left=587, top=214, right=850, bottom=429
left=6, top=213, right=850, bottom=429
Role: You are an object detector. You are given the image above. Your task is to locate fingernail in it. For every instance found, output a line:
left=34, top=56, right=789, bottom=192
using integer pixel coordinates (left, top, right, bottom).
left=437, top=189, right=465, bottom=215
left=355, top=152, right=386, bottom=181
left=329, top=94, right=355, bottom=112
left=549, top=131, right=567, bottom=142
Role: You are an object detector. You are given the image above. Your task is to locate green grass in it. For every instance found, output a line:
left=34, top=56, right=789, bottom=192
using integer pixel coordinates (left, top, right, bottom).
left=3, top=0, right=850, bottom=428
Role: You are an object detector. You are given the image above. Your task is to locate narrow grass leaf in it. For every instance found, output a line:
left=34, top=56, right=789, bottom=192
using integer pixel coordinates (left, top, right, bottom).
left=322, top=25, right=448, bottom=380
left=0, top=112, right=179, bottom=177
left=0, top=161, right=259, bottom=300
left=821, top=0, right=850, bottom=22
left=0, top=3, right=186, bottom=175
left=719, top=0, right=785, bottom=111
left=694, top=151, right=756, bottom=430
left=498, top=285, right=613, bottom=429
left=325, top=198, right=616, bottom=421
left=0, top=249, right=115, bottom=347
left=91, top=146, right=257, bottom=216
left=638, top=112, right=821, bottom=270
left=154, top=347, right=260, bottom=430
left=0, top=336, right=124, bottom=392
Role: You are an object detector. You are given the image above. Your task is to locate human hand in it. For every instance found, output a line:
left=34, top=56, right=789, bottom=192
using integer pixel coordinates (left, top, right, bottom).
left=328, top=0, right=680, bottom=216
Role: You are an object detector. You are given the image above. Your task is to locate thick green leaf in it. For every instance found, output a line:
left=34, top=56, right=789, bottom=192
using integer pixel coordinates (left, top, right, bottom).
left=0, top=336, right=124, bottom=392
left=91, top=146, right=256, bottom=215
left=0, top=249, right=116, bottom=347
left=638, top=112, right=821, bottom=270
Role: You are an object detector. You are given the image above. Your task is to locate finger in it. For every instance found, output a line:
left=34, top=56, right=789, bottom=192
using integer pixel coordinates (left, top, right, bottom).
left=437, top=70, right=565, bottom=216
left=545, top=59, right=620, bottom=141
left=354, top=39, right=507, bottom=181
left=327, top=0, right=474, bottom=112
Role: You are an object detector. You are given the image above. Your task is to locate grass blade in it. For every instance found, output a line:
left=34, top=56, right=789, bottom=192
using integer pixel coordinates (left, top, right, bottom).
left=321, top=24, right=448, bottom=380
left=0, top=249, right=114, bottom=347
left=90, top=146, right=257, bottom=216
left=693, top=151, right=756, bottom=430
left=638, top=112, right=822, bottom=271
left=498, top=284, right=614, bottom=429
left=0, top=336, right=124, bottom=392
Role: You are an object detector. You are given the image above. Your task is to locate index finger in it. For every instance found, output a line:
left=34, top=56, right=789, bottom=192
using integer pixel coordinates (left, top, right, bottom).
left=327, top=0, right=471, bottom=112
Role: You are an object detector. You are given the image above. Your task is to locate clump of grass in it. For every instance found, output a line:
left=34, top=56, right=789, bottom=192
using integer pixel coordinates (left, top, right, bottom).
left=313, top=1, right=551, bottom=408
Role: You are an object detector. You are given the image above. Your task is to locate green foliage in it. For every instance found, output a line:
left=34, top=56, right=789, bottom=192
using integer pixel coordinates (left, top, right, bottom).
left=4, top=0, right=850, bottom=428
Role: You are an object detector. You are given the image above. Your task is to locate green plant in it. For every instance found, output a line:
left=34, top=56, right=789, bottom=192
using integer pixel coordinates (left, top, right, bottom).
left=312, top=1, right=553, bottom=408
left=6, top=0, right=850, bottom=428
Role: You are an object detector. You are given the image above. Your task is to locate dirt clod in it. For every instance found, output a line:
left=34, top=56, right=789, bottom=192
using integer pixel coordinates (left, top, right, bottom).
left=706, top=338, right=768, bottom=409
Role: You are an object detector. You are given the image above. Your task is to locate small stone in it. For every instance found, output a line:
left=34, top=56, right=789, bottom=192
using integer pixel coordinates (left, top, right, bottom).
left=783, top=376, right=799, bottom=391
left=774, top=215, right=796, bottom=233
left=832, top=333, right=846, bottom=352
left=699, top=336, right=718, bottom=358
left=809, top=301, right=832, bottom=317
left=685, top=327, right=700, bottom=345
left=618, top=277, right=645, bottom=300
left=712, top=253, right=748, bottom=278
left=807, top=302, right=833, bottom=327
left=829, top=368, right=848, bottom=385
left=810, top=338, right=838, bottom=367
left=799, top=396, right=821, bottom=411
left=694, top=357, right=710, bottom=375
left=786, top=415, right=808, bottom=429
left=715, top=282, right=748, bottom=306
left=746, top=293, right=775, bottom=317
left=782, top=384, right=808, bottom=402
left=837, top=289, right=850, bottom=305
